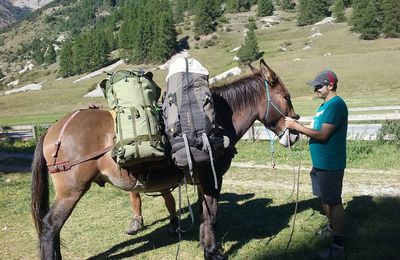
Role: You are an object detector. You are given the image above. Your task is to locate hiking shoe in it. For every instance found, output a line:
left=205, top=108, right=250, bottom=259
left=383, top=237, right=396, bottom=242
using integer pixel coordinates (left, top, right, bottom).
left=316, top=224, right=333, bottom=238
left=126, top=216, right=144, bottom=235
left=168, top=215, right=179, bottom=236
left=316, top=244, right=344, bottom=260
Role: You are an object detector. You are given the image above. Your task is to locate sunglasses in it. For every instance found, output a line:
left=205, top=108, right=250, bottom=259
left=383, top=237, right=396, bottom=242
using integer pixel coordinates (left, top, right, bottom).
left=314, top=84, right=326, bottom=91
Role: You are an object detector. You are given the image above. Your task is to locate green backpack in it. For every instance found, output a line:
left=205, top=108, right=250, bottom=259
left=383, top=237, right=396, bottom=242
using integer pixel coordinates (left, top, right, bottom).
left=100, top=70, right=166, bottom=166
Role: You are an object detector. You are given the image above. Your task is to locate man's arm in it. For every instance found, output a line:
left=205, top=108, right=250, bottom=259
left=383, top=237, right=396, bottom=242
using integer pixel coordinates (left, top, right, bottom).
left=285, top=117, right=335, bottom=142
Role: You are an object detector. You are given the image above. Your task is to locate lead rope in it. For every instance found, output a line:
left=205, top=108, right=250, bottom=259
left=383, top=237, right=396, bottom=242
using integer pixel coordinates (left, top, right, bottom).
left=285, top=133, right=302, bottom=253
left=264, top=79, right=302, bottom=252
left=264, top=81, right=276, bottom=169
left=175, top=174, right=195, bottom=260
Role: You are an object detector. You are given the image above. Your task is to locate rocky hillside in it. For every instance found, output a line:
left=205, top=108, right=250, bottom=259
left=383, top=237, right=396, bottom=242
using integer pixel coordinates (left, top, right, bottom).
left=0, top=0, right=54, bottom=28
left=10, top=0, right=54, bottom=10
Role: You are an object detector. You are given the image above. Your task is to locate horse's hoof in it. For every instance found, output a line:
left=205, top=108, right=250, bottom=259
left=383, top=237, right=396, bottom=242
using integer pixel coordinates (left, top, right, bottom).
left=168, top=216, right=179, bottom=236
left=204, top=248, right=227, bottom=260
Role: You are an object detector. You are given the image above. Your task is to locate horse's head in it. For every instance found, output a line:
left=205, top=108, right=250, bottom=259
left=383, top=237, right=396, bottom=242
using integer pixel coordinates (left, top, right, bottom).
left=251, top=59, right=300, bottom=147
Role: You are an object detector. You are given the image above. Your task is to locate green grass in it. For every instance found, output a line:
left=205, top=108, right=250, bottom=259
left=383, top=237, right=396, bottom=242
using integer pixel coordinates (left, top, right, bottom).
left=1, top=138, right=400, bottom=258
left=235, top=139, right=400, bottom=170
left=1, top=11, right=400, bottom=125
left=1, top=163, right=399, bottom=259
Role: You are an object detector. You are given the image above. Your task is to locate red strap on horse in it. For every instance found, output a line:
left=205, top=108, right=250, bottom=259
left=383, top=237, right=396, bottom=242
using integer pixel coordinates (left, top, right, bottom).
left=51, top=110, right=81, bottom=161
left=48, top=108, right=113, bottom=173
left=48, top=145, right=113, bottom=174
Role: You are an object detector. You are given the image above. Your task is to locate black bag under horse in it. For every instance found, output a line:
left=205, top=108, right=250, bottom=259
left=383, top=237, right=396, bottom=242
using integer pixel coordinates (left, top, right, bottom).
left=162, top=58, right=224, bottom=188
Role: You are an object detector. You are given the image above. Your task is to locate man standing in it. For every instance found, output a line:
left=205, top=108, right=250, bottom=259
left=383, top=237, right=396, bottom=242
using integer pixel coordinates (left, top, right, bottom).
left=285, top=70, right=348, bottom=259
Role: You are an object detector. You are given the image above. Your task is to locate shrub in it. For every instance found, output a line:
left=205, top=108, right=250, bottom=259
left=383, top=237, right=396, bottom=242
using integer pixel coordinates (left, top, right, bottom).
left=248, top=16, right=256, bottom=22
left=377, top=120, right=400, bottom=145
left=246, top=21, right=258, bottom=30
left=218, top=16, right=229, bottom=24
left=34, top=125, right=49, bottom=142
left=347, top=140, right=373, bottom=163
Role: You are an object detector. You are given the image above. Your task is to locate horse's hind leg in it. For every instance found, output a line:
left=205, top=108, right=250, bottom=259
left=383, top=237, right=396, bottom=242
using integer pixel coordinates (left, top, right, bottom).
left=40, top=187, right=89, bottom=260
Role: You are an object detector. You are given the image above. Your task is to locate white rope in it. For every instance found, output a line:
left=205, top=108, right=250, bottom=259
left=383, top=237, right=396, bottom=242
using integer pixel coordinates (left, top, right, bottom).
left=182, top=133, right=195, bottom=185
left=202, top=133, right=218, bottom=190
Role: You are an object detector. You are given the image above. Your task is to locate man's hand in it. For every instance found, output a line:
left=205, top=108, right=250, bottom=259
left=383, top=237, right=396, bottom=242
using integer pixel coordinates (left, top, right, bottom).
left=285, top=117, right=300, bottom=131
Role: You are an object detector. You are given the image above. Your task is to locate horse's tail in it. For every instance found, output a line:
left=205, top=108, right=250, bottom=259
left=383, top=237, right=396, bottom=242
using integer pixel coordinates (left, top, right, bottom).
left=31, top=131, right=49, bottom=238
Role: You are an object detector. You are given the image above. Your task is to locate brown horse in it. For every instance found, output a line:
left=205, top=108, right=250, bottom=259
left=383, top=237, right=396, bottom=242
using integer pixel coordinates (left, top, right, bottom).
left=31, top=59, right=300, bottom=260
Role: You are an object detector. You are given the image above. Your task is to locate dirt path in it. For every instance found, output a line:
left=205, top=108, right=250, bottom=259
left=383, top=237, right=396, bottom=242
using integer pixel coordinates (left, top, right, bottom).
left=1, top=153, right=398, bottom=197
left=228, top=162, right=400, bottom=197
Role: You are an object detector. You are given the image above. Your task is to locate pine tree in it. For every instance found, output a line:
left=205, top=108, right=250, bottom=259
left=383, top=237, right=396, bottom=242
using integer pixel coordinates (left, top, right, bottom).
left=194, top=0, right=215, bottom=35
left=59, top=41, right=74, bottom=77
left=226, top=0, right=256, bottom=12
left=258, top=0, right=274, bottom=17
left=343, top=0, right=353, bottom=7
left=150, top=11, right=177, bottom=62
left=333, top=0, right=346, bottom=23
left=382, top=0, right=400, bottom=38
left=350, top=0, right=381, bottom=39
left=72, top=34, right=92, bottom=74
left=297, top=0, right=331, bottom=26
left=174, top=0, right=187, bottom=23
left=237, top=26, right=260, bottom=64
left=281, top=0, right=295, bottom=10
left=91, top=31, right=109, bottom=70
left=32, top=38, right=45, bottom=65
left=45, top=44, right=57, bottom=65
left=225, top=0, right=239, bottom=12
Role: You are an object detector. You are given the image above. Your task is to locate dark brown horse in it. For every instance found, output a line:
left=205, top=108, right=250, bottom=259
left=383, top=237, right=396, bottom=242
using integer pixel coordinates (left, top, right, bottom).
left=31, top=59, right=300, bottom=260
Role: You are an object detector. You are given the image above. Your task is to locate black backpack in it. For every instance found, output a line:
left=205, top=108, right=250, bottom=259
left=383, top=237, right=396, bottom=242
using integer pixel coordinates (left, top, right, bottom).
left=162, top=58, right=224, bottom=186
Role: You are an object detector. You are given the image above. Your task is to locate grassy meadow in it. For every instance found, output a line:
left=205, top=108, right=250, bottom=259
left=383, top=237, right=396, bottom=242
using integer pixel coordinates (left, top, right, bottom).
left=1, top=139, right=400, bottom=259
left=1, top=11, right=400, bottom=125
left=1, top=8, right=400, bottom=260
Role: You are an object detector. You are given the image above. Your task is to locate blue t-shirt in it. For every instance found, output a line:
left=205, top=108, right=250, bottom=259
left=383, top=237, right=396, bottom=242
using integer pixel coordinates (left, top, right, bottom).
left=309, top=96, right=348, bottom=170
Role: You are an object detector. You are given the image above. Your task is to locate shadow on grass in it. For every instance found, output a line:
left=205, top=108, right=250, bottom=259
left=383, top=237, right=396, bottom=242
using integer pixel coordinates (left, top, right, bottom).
left=87, top=194, right=400, bottom=259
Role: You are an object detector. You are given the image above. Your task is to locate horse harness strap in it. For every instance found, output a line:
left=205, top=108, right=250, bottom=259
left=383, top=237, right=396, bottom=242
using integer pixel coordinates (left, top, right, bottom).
left=264, top=80, right=287, bottom=140
left=51, top=110, right=81, bottom=161
left=47, top=109, right=113, bottom=174
left=264, top=80, right=287, bottom=120
left=48, top=146, right=113, bottom=174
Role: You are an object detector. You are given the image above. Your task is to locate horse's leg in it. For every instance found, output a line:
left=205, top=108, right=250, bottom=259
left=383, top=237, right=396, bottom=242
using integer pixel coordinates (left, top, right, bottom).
left=197, top=187, right=206, bottom=248
left=40, top=190, right=87, bottom=260
left=198, top=172, right=226, bottom=260
left=40, top=163, right=95, bottom=260
left=126, top=192, right=144, bottom=235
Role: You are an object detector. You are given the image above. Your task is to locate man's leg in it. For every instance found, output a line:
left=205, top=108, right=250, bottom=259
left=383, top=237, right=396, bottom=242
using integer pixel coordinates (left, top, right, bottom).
left=130, top=191, right=142, bottom=217
left=162, top=191, right=178, bottom=235
left=126, top=191, right=145, bottom=235
left=330, top=203, right=345, bottom=243
left=317, top=169, right=345, bottom=259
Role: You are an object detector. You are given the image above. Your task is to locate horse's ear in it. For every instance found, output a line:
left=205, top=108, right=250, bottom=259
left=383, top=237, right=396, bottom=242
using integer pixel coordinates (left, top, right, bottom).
left=260, top=58, right=276, bottom=84
left=248, top=63, right=258, bottom=74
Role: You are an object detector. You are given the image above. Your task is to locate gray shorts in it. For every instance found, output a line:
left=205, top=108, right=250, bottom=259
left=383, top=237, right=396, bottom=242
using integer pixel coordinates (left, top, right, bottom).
left=310, top=167, right=344, bottom=205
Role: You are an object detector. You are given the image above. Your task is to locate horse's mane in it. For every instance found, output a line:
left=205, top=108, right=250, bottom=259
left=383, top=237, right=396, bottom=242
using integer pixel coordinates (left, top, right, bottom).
left=211, top=73, right=265, bottom=112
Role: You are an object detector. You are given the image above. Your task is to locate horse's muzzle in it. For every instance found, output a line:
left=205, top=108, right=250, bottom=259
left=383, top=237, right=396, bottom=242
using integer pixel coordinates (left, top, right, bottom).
left=278, top=129, right=299, bottom=147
